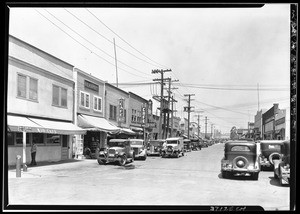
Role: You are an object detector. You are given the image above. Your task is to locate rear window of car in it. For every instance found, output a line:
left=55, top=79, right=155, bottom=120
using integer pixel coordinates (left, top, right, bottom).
left=231, top=146, right=250, bottom=152
left=267, top=144, right=281, bottom=149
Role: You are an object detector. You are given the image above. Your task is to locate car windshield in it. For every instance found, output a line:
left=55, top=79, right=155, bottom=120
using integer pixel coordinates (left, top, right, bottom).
left=108, top=141, right=126, bottom=147
left=149, top=141, right=161, bottom=146
left=167, top=140, right=178, bottom=144
left=231, top=145, right=250, bottom=152
left=130, top=141, right=143, bottom=146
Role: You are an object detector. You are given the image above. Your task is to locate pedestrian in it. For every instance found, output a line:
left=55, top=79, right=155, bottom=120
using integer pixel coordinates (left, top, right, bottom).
left=30, top=141, right=37, bottom=166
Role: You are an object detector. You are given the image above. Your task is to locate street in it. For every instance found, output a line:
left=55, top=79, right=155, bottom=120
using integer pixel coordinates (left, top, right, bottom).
left=8, top=143, right=289, bottom=210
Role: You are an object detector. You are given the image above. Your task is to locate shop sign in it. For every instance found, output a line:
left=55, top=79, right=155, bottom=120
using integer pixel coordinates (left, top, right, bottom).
left=84, top=80, right=99, bottom=92
left=18, top=126, right=32, bottom=132
left=118, top=98, right=125, bottom=122
left=37, top=128, right=57, bottom=134
left=275, top=117, right=285, bottom=126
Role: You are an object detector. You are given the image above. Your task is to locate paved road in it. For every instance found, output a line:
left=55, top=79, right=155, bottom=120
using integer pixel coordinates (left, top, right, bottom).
left=8, top=143, right=290, bottom=210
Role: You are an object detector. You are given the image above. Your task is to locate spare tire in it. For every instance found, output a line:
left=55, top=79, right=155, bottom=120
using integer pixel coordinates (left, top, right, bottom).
left=232, top=156, right=249, bottom=169
left=269, top=152, right=281, bottom=165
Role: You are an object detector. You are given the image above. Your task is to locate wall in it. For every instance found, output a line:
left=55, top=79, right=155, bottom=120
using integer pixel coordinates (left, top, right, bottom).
left=128, top=92, right=148, bottom=128
left=75, top=68, right=105, bottom=118
left=105, top=84, right=130, bottom=128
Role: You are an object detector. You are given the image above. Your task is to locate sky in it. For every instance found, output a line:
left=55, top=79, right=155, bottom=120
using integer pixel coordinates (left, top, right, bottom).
left=8, top=4, right=291, bottom=133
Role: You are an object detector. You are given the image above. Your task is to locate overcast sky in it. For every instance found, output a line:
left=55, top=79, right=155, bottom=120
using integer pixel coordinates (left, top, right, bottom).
left=8, top=4, right=291, bottom=133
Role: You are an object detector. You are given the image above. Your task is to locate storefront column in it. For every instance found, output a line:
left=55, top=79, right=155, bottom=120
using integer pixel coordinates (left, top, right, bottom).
left=22, top=131, right=27, bottom=171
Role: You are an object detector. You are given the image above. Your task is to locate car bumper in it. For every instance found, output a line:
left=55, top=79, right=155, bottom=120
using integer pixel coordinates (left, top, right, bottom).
left=147, top=151, right=160, bottom=155
left=98, top=155, right=121, bottom=162
left=222, top=167, right=260, bottom=173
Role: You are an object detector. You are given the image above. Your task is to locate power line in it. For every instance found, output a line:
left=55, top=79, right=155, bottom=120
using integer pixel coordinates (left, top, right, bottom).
left=35, top=9, right=152, bottom=80
left=85, top=8, right=169, bottom=69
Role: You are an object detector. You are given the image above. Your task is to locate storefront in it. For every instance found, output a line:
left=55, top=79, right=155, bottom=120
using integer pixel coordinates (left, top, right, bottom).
left=77, top=114, right=120, bottom=157
left=7, top=115, right=86, bottom=166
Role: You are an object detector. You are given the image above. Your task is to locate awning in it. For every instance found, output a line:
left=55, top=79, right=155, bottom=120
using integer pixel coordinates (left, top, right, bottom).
left=28, top=117, right=87, bottom=135
left=7, top=115, right=43, bottom=133
left=7, top=115, right=86, bottom=135
left=130, top=126, right=143, bottom=132
left=77, top=114, right=120, bottom=133
left=119, top=128, right=136, bottom=135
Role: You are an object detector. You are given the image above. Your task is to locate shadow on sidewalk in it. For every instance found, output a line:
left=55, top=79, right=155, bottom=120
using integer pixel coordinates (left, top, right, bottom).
left=8, top=158, right=86, bottom=170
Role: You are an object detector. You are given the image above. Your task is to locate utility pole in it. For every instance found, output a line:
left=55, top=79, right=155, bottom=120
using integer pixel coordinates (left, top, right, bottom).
left=194, top=111, right=203, bottom=139
left=152, top=69, right=172, bottom=139
left=205, top=116, right=209, bottom=139
left=170, top=95, right=177, bottom=137
left=184, top=94, right=195, bottom=139
left=165, top=78, right=178, bottom=138
left=211, top=124, right=214, bottom=139
left=113, top=38, right=118, bottom=87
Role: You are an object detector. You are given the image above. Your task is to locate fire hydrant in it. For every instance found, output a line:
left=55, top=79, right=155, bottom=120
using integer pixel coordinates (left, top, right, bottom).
left=16, top=155, right=21, bottom=178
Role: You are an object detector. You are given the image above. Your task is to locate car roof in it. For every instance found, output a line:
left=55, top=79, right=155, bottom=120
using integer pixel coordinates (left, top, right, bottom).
left=259, top=140, right=285, bottom=144
left=166, top=137, right=182, bottom=140
left=109, top=139, right=128, bottom=142
left=128, top=139, right=144, bottom=141
left=225, top=141, right=256, bottom=146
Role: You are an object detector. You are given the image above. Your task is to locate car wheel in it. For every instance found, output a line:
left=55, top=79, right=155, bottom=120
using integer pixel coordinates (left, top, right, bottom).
left=269, top=152, right=281, bottom=165
left=143, top=155, right=147, bottom=161
left=274, top=171, right=278, bottom=179
left=176, top=152, right=180, bottom=158
left=182, top=152, right=184, bottom=156
left=97, top=158, right=107, bottom=165
left=252, top=172, right=259, bottom=180
left=221, top=171, right=227, bottom=179
left=119, top=155, right=127, bottom=166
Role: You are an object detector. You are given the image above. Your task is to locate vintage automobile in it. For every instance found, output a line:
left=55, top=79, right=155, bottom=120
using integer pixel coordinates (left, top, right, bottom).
left=221, top=141, right=260, bottom=180
left=129, top=139, right=147, bottom=160
left=147, top=139, right=165, bottom=156
left=161, top=137, right=184, bottom=158
left=183, top=139, right=192, bottom=152
left=258, top=140, right=284, bottom=170
left=190, top=138, right=201, bottom=150
left=273, top=140, right=290, bottom=186
left=97, top=139, right=134, bottom=166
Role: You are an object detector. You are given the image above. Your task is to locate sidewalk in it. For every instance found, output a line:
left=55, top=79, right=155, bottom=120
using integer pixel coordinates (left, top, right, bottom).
left=8, top=157, right=95, bottom=179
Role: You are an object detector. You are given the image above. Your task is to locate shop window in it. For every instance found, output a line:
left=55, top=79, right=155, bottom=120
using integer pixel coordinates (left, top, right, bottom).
left=32, top=133, right=44, bottom=144
left=15, top=132, right=30, bottom=145
left=17, top=74, right=38, bottom=101
left=7, top=132, right=14, bottom=145
left=53, top=85, right=68, bottom=108
left=109, top=104, right=117, bottom=121
left=80, top=91, right=90, bottom=109
left=93, top=96, right=102, bottom=112
left=46, top=134, right=61, bottom=144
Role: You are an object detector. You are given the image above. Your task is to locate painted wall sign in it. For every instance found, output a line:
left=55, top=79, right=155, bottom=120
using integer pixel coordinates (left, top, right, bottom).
left=84, top=80, right=99, bottom=92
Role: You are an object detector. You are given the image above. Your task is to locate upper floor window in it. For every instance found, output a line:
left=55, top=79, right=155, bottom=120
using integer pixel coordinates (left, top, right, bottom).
left=17, top=74, right=38, bottom=101
left=52, top=85, right=67, bottom=108
left=80, top=91, right=90, bottom=109
left=93, top=96, right=102, bottom=112
left=109, top=104, right=117, bottom=121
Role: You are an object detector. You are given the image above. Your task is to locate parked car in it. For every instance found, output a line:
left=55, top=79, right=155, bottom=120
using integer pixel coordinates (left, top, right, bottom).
left=147, top=139, right=165, bottom=156
left=129, top=139, right=147, bottom=160
left=183, top=139, right=192, bottom=152
left=190, top=138, right=201, bottom=150
left=161, top=137, right=184, bottom=158
left=221, top=140, right=260, bottom=180
left=258, top=140, right=284, bottom=170
left=97, top=139, right=134, bottom=166
left=273, top=140, right=290, bottom=186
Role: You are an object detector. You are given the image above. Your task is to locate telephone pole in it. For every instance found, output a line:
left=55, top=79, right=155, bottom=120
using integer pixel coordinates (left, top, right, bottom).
left=211, top=124, right=214, bottom=139
left=113, top=38, right=118, bottom=87
left=165, top=78, right=178, bottom=138
left=152, top=69, right=172, bottom=139
left=205, top=116, right=209, bottom=139
left=184, top=94, right=195, bottom=139
left=194, top=111, right=203, bottom=139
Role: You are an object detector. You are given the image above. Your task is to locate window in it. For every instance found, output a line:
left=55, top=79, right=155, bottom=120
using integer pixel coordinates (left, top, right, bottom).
left=17, top=74, right=38, bottom=101
left=7, top=132, right=14, bottom=145
left=231, top=146, right=250, bottom=152
left=32, top=133, right=44, bottom=144
left=109, top=104, right=117, bottom=121
left=80, top=91, right=90, bottom=109
left=46, top=134, right=61, bottom=144
left=52, top=85, right=68, bottom=107
left=93, top=96, right=102, bottom=112
left=17, top=74, right=26, bottom=98
left=16, top=132, right=30, bottom=145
